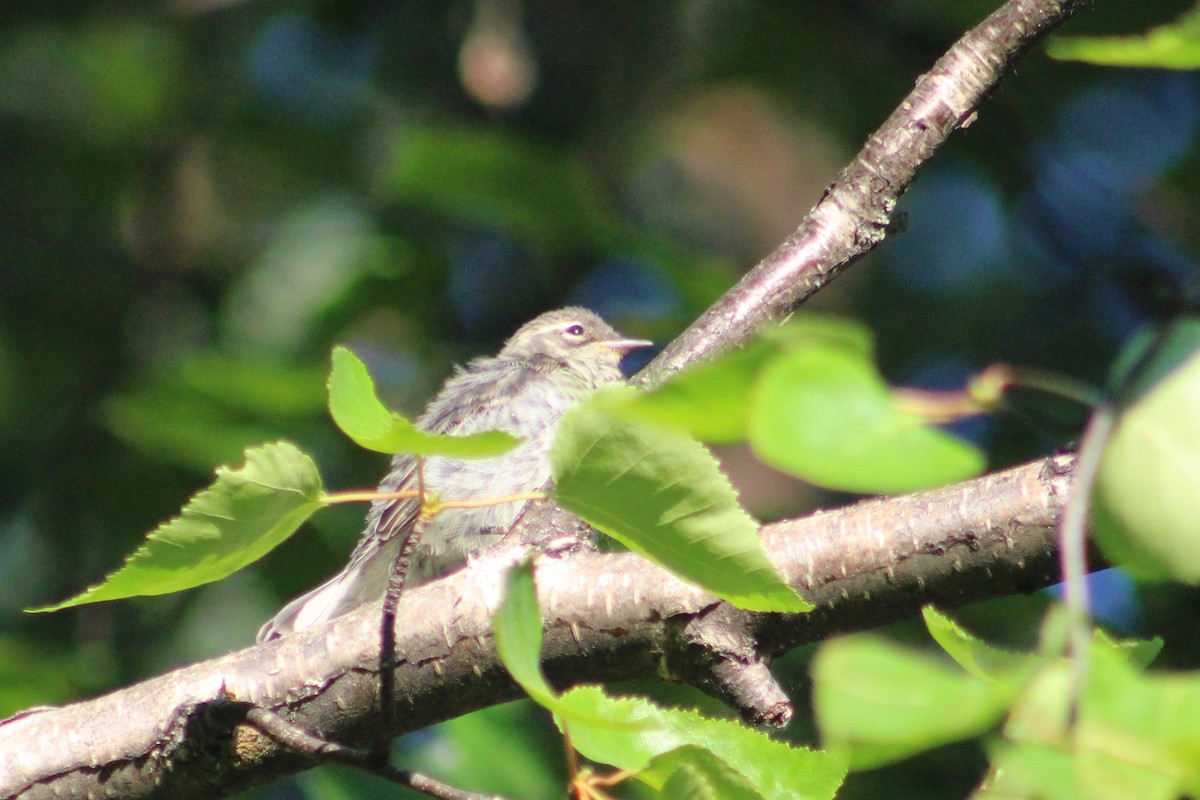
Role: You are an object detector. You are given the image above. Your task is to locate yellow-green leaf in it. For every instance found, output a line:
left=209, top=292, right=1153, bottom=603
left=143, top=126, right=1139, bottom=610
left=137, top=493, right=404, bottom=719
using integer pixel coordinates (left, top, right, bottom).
left=552, top=389, right=809, bottom=613
left=30, top=442, right=323, bottom=612
left=328, top=345, right=519, bottom=457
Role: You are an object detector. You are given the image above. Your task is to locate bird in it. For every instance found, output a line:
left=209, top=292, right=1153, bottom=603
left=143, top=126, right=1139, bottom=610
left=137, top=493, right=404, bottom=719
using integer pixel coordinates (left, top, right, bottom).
left=258, top=307, right=652, bottom=641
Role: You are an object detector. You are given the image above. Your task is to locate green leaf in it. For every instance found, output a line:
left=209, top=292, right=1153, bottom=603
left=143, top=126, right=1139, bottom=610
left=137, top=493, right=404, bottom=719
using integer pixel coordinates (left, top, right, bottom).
left=749, top=343, right=985, bottom=493
left=1092, top=321, right=1200, bottom=581
left=649, top=746, right=763, bottom=800
left=1047, top=6, right=1200, bottom=69
left=1000, top=636, right=1200, bottom=800
left=327, top=346, right=519, bottom=457
left=559, top=686, right=846, bottom=800
left=759, top=314, right=876, bottom=357
left=552, top=389, right=810, bottom=613
left=923, top=606, right=1037, bottom=682
left=492, top=560, right=559, bottom=709
left=977, top=741, right=1089, bottom=800
left=602, top=315, right=876, bottom=445
left=29, top=442, right=324, bottom=611
left=383, top=126, right=620, bottom=255
left=491, top=562, right=649, bottom=733
left=813, top=634, right=1020, bottom=769
left=1108, top=318, right=1200, bottom=405
left=1073, top=642, right=1200, bottom=799
left=601, top=342, right=771, bottom=443
left=659, top=763, right=722, bottom=800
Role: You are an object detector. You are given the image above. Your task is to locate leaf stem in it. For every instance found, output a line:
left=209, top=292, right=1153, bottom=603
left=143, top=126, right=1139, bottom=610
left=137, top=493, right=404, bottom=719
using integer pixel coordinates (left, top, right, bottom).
left=1059, top=403, right=1116, bottom=721
left=975, top=364, right=1105, bottom=408
left=892, top=363, right=1103, bottom=424
left=322, top=489, right=422, bottom=505
left=432, top=492, right=547, bottom=512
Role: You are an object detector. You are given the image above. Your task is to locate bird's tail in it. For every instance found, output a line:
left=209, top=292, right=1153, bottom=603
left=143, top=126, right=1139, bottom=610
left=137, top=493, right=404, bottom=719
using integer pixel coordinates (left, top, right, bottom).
left=257, top=537, right=399, bottom=642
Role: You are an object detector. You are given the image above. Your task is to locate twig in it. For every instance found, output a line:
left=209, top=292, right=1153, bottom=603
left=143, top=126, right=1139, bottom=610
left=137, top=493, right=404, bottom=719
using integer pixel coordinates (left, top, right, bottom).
left=376, top=512, right=428, bottom=762
left=243, top=706, right=506, bottom=800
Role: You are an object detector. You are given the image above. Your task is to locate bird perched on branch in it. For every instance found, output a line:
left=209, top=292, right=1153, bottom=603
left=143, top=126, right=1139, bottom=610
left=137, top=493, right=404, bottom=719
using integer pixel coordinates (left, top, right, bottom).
left=259, top=307, right=651, bottom=641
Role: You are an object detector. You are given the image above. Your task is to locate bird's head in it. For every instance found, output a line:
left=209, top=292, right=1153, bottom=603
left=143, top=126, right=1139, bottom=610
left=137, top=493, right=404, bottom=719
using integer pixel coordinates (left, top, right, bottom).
left=500, top=307, right=652, bottom=379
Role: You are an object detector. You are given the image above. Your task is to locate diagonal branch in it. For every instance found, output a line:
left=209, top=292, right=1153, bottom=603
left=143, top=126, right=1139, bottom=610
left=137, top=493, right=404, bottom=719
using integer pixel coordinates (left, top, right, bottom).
left=643, top=0, right=1089, bottom=384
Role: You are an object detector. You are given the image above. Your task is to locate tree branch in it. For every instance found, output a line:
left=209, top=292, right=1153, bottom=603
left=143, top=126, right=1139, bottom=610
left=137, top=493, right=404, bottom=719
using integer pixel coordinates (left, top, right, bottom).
left=2, top=456, right=1074, bottom=800
left=645, top=0, right=1089, bottom=383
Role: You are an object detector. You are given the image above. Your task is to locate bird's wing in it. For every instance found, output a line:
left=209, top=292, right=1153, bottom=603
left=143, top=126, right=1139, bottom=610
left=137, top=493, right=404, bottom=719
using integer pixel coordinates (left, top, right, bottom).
left=354, top=357, right=542, bottom=549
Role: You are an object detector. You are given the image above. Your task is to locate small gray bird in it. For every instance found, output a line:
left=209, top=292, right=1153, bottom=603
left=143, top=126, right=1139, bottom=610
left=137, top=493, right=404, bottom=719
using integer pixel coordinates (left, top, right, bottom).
left=258, top=307, right=651, bottom=641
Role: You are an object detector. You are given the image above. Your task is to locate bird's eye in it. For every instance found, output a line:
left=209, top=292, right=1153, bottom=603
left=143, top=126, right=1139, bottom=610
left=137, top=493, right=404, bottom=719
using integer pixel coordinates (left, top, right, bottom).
left=564, top=324, right=585, bottom=337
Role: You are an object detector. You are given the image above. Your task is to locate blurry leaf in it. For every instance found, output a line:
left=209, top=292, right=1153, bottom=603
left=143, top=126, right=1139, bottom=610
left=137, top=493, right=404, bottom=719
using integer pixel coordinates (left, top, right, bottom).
left=432, top=703, right=565, bottom=800
left=493, top=560, right=559, bottom=709
left=976, top=741, right=1088, bottom=800
left=1048, top=7, right=1200, bottom=68
left=1102, top=630, right=1163, bottom=670
left=75, top=23, right=180, bottom=141
left=813, top=634, right=1020, bottom=769
left=749, top=339, right=985, bottom=493
left=1092, top=320, right=1200, bottom=581
left=923, top=606, right=1038, bottom=682
left=104, top=351, right=327, bottom=472
left=1107, top=318, right=1200, bottom=405
left=759, top=314, right=876, bottom=357
left=30, top=442, right=323, bottom=611
left=0, top=23, right=179, bottom=141
left=1073, top=641, right=1200, bottom=799
left=0, top=636, right=108, bottom=717
left=224, top=198, right=391, bottom=354
left=999, top=637, right=1200, bottom=800
left=649, top=746, right=763, bottom=800
left=559, top=686, right=846, bottom=800
left=552, top=389, right=810, bottom=613
left=105, top=390, right=283, bottom=473
left=177, top=352, right=327, bottom=416
left=1034, top=605, right=1162, bottom=673
left=385, top=126, right=620, bottom=254
left=328, top=346, right=519, bottom=457
left=603, top=342, right=771, bottom=443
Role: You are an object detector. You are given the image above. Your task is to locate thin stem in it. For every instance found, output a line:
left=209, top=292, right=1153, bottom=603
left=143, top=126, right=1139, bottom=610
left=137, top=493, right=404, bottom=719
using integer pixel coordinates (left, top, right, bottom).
left=586, top=768, right=636, bottom=789
left=374, top=512, right=428, bottom=763
left=1059, top=404, right=1116, bottom=719
left=323, top=489, right=421, bottom=505
left=978, top=363, right=1105, bottom=408
left=563, top=725, right=579, bottom=787
left=891, top=387, right=989, bottom=422
left=433, top=492, right=547, bottom=512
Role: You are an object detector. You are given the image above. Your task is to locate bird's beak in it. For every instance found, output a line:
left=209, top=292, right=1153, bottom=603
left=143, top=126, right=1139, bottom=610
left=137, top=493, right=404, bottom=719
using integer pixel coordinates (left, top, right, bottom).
left=603, top=338, right=654, bottom=354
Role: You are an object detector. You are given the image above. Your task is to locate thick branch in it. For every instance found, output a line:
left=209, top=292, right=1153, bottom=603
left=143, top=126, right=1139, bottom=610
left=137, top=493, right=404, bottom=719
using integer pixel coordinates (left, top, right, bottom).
left=2, top=455, right=1076, bottom=800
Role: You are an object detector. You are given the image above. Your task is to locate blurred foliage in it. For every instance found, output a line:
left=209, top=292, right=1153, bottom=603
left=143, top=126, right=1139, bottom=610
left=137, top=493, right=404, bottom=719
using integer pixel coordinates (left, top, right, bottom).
left=3, top=1, right=1200, bottom=798
left=1050, top=4, right=1200, bottom=68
